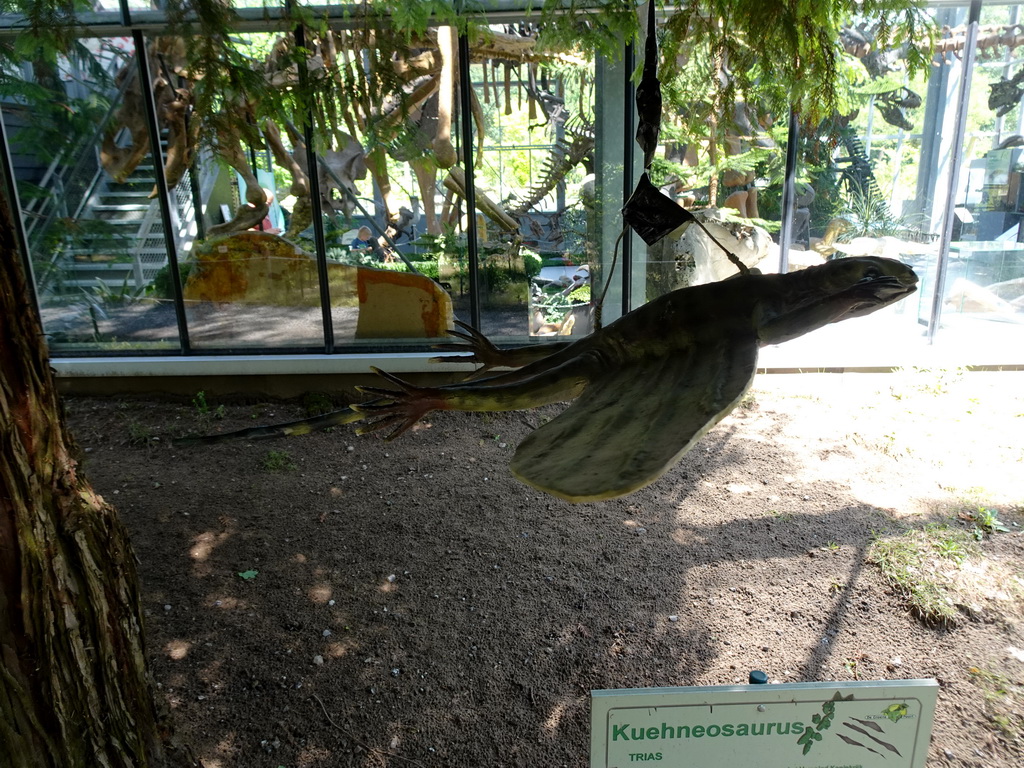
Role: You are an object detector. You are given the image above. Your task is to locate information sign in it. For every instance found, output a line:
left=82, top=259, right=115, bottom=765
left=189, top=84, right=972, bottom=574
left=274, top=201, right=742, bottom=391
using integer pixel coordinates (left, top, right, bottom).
left=591, top=679, right=938, bottom=768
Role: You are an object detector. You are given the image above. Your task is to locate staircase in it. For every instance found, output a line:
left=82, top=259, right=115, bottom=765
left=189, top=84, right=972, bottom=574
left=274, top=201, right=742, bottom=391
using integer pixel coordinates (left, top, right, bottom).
left=61, top=164, right=164, bottom=291
left=61, top=159, right=193, bottom=294
left=17, top=45, right=205, bottom=299
left=31, top=144, right=202, bottom=298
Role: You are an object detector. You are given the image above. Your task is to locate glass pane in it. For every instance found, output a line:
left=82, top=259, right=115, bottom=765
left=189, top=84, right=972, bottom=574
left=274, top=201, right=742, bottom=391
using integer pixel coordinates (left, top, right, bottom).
left=940, top=1, right=1024, bottom=350
left=6, top=35, right=182, bottom=352
left=756, top=5, right=967, bottom=364
left=471, top=26, right=597, bottom=342
left=629, top=14, right=787, bottom=312
left=311, top=19, right=463, bottom=350
left=183, top=30, right=327, bottom=349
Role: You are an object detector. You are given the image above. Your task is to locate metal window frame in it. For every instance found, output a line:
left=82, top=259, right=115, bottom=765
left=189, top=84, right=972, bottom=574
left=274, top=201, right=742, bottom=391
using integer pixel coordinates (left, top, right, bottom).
left=2, top=1, right=1006, bottom=375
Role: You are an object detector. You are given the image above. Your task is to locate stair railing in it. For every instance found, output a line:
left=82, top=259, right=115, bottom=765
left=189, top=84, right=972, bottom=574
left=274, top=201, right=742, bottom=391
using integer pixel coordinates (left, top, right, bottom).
left=24, top=67, right=137, bottom=256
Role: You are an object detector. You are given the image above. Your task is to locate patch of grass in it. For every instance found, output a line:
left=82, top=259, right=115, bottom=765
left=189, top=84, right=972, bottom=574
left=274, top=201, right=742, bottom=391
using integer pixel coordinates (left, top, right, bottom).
left=737, top=390, right=758, bottom=410
left=968, top=506, right=1010, bottom=538
left=969, top=665, right=1024, bottom=740
left=946, top=499, right=1017, bottom=540
left=843, top=654, right=868, bottom=680
left=126, top=421, right=153, bottom=446
left=192, top=390, right=225, bottom=420
left=192, top=390, right=210, bottom=414
left=843, top=657, right=859, bottom=679
left=876, top=429, right=912, bottom=458
left=867, top=524, right=977, bottom=626
left=889, top=365, right=968, bottom=399
left=261, top=449, right=297, bottom=472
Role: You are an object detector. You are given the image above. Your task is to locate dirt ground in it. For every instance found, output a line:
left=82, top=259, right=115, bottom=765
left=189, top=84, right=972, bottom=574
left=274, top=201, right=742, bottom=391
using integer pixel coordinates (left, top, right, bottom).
left=66, top=369, right=1024, bottom=768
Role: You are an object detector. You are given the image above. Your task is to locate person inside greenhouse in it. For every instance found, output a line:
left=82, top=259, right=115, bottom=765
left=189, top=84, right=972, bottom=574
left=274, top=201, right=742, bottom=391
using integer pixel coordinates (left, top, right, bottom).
left=350, top=226, right=373, bottom=249
left=346, top=225, right=377, bottom=257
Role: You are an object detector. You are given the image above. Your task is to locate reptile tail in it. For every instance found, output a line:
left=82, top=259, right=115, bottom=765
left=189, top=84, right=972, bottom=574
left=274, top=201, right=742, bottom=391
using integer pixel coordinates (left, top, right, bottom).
left=173, top=405, right=369, bottom=447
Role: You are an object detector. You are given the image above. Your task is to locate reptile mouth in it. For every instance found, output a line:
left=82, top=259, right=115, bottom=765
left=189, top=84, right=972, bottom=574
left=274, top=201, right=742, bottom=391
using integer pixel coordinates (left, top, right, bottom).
left=868, top=274, right=917, bottom=296
left=845, top=269, right=918, bottom=318
left=873, top=269, right=919, bottom=297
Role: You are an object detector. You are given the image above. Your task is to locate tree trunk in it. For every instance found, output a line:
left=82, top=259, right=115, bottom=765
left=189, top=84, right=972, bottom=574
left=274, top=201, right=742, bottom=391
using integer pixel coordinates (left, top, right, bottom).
left=0, top=189, right=172, bottom=765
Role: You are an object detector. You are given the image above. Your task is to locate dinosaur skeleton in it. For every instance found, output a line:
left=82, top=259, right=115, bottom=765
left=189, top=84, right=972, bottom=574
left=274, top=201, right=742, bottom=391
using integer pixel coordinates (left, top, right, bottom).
left=99, top=25, right=591, bottom=241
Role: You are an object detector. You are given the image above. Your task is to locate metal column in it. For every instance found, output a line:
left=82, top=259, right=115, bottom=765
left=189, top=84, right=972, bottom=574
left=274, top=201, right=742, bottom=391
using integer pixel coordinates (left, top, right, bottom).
left=928, top=0, right=983, bottom=343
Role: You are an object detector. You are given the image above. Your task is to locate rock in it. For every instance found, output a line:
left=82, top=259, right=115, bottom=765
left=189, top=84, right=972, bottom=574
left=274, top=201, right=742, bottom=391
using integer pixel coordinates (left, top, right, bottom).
left=651, top=208, right=773, bottom=290
left=945, top=277, right=1017, bottom=315
left=184, top=233, right=453, bottom=337
left=313, top=655, right=324, bottom=666
left=986, top=274, right=1024, bottom=301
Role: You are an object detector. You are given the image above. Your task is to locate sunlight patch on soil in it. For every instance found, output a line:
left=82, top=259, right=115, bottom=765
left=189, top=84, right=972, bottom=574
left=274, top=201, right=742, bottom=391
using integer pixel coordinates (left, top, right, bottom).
left=324, top=640, right=356, bottom=658
left=190, top=522, right=236, bottom=577
left=205, top=595, right=245, bottom=610
left=542, top=699, right=570, bottom=735
left=308, top=583, right=333, bottom=604
left=199, top=734, right=240, bottom=768
left=295, top=747, right=333, bottom=767
left=190, top=529, right=232, bottom=562
left=165, top=639, right=191, bottom=660
left=953, top=557, right=1024, bottom=621
left=753, top=371, right=1024, bottom=519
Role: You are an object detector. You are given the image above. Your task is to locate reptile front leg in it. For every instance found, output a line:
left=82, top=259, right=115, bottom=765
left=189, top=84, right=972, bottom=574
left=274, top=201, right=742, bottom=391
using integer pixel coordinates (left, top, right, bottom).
left=353, top=350, right=601, bottom=438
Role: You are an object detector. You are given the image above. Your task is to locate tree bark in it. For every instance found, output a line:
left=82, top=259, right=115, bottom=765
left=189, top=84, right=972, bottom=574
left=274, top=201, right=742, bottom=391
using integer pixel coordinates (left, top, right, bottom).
left=0, top=189, right=172, bottom=765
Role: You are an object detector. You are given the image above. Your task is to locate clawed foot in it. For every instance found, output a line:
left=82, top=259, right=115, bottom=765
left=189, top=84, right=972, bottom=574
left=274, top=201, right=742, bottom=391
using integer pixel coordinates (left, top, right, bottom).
left=429, top=320, right=509, bottom=379
left=353, top=367, right=448, bottom=439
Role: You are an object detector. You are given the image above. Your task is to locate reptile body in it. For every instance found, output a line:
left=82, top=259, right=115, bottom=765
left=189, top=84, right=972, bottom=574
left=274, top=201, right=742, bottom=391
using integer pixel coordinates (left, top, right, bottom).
left=355, top=257, right=918, bottom=502
left=177, top=257, right=916, bottom=502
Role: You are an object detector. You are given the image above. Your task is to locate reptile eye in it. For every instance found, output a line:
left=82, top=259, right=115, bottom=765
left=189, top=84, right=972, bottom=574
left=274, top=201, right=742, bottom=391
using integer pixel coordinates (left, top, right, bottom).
left=858, top=268, right=881, bottom=283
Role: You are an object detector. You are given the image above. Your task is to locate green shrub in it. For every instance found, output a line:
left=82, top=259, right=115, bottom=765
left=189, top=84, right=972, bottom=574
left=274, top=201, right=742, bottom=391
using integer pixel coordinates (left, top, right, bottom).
left=150, top=262, right=194, bottom=299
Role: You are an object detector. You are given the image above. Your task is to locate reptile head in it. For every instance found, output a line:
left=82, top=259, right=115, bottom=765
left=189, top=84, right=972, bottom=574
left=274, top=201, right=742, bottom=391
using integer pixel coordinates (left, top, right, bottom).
left=817, top=256, right=918, bottom=319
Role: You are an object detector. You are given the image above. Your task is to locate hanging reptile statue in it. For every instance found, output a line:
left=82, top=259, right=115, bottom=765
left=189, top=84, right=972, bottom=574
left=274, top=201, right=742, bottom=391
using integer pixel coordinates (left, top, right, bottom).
left=351, top=257, right=917, bottom=502
left=174, top=3, right=918, bottom=500
left=176, top=256, right=917, bottom=501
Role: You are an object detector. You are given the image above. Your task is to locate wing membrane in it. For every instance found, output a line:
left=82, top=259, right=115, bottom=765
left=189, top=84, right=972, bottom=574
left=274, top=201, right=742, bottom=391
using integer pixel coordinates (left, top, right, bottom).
left=510, top=336, right=758, bottom=502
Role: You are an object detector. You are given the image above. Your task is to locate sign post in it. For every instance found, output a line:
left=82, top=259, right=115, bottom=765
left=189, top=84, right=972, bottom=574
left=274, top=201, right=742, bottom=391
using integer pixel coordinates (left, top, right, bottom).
left=591, top=679, right=938, bottom=768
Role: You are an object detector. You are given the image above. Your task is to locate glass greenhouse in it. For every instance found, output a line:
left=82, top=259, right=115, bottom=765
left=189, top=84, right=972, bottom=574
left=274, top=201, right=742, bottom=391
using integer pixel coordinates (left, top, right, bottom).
left=2, top=1, right=1022, bottom=384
